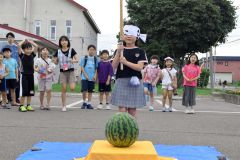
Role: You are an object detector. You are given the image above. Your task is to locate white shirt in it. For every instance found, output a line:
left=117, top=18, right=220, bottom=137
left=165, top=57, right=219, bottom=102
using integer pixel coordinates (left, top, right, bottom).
left=35, top=58, right=56, bottom=79
left=162, top=68, right=177, bottom=85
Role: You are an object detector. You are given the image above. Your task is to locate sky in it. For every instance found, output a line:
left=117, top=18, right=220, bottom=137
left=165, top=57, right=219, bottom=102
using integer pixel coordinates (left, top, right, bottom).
left=76, top=0, right=240, bottom=56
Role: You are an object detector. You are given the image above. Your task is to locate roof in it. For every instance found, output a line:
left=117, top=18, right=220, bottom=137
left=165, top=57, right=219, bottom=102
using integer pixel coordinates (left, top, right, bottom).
left=67, top=0, right=101, bottom=34
left=211, top=56, right=240, bottom=61
left=0, top=24, right=58, bottom=49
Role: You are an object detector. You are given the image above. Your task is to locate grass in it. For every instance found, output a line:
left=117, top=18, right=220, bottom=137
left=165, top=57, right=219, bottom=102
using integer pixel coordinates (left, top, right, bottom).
left=34, top=83, right=219, bottom=96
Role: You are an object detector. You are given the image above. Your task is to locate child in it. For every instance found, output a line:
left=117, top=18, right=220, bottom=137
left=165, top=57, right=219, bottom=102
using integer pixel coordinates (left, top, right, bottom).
left=2, top=47, right=19, bottom=106
left=111, top=25, right=148, bottom=117
left=143, top=55, right=161, bottom=111
left=4, top=32, right=20, bottom=104
left=18, top=40, right=38, bottom=112
left=53, top=36, right=78, bottom=112
left=0, top=51, right=9, bottom=109
left=80, top=45, right=98, bottom=109
left=35, top=47, right=56, bottom=110
left=161, top=57, right=177, bottom=112
left=182, top=53, right=201, bottom=114
left=97, top=50, right=114, bottom=110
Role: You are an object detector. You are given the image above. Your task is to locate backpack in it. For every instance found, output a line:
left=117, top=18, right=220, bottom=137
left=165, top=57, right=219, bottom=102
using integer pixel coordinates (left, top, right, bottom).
left=83, top=55, right=97, bottom=69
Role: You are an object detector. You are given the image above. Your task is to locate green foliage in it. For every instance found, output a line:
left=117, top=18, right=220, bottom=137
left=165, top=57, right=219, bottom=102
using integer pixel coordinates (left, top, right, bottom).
left=126, top=0, right=237, bottom=58
left=198, top=69, right=210, bottom=88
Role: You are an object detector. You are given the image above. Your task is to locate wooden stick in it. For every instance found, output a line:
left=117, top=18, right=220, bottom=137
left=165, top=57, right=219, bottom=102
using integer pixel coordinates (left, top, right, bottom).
left=120, top=0, right=124, bottom=70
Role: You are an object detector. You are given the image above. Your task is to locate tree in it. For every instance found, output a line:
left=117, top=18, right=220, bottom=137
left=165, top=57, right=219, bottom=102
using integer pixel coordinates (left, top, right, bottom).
left=126, top=0, right=237, bottom=59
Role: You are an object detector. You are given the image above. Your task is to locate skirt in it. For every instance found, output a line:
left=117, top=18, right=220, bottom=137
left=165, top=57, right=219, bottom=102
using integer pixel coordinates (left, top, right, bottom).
left=182, top=86, right=196, bottom=107
left=110, top=78, right=146, bottom=108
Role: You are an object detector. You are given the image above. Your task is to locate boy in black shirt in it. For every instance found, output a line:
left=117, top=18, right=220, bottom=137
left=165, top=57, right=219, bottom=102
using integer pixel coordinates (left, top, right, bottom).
left=18, top=40, right=38, bottom=112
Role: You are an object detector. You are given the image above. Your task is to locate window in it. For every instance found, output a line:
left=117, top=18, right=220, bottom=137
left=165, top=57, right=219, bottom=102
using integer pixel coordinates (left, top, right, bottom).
left=35, top=20, right=41, bottom=36
left=66, top=20, right=72, bottom=39
left=50, top=20, right=56, bottom=40
left=217, top=61, right=223, bottom=65
left=225, top=61, right=228, bottom=66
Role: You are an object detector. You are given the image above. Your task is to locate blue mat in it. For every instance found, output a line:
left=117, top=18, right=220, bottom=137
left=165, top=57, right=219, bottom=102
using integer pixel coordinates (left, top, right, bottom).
left=17, top=141, right=225, bottom=160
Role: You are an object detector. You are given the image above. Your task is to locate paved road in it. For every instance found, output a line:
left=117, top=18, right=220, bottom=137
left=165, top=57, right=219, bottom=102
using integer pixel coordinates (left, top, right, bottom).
left=0, top=93, right=240, bottom=160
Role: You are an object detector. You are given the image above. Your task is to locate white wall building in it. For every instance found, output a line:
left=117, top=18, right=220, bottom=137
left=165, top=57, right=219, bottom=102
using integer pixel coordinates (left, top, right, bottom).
left=0, top=0, right=100, bottom=81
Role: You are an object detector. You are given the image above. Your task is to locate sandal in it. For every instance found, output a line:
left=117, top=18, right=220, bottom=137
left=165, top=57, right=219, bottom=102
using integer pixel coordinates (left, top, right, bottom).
left=12, top=103, right=20, bottom=106
left=40, top=106, right=45, bottom=110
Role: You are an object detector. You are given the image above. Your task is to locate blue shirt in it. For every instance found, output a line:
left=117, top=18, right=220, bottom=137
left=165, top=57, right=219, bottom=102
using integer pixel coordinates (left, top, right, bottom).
left=4, top=44, right=19, bottom=65
left=3, top=58, right=18, bottom=79
left=80, top=56, right=99, bottom=81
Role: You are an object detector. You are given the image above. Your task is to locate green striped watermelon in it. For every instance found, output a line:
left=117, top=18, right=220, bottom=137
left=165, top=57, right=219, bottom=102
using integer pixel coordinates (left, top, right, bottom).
left=105, top=112, right=139, bottom=147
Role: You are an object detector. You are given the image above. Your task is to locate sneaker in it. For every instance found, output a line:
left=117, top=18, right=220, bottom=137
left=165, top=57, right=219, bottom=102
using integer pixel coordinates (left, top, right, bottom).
left=62, top=107, right=67, bottom=112
left=162, top=107, right=167, bottom=112
left=189, top=109, right=195, bottom=114
left=19, top=106, right=27, bottom=112
left=105, top=105, right=111, bottom=110
left=81, top=102, right=87, bottom=109
left=185, top=109, right=190, bottom=114
left=149, top=106, right=154, bottom=111
left=168, top=107, right=173, bottom=112
left=26, top=106, right=35, bottom=111
left=86, top=104, right=94, bottom=109
left=97, top=104, right=103, bottom=109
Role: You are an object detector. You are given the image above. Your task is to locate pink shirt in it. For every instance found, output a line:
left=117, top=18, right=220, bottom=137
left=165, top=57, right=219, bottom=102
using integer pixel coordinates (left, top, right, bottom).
left=182, top=64, right=201, bottom=86
left=143, top=64, right=161, bottom=83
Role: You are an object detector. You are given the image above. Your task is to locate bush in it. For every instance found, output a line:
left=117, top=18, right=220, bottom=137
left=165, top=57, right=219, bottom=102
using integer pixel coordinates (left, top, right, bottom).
left=198, top=69, right=210, bottom=88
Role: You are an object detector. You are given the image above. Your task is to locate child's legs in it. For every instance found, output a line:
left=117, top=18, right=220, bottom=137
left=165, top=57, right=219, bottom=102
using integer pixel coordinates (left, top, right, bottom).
left=1, top=91, right=7, bottom=104
left=167, top=90, right=173, bottom=107
left=39, top=91, right=45, bottom=106
left=87, top=81, right=95, bottom=102
left=105, top=92, right=110, bottom=104
left=60, top=72, right=69, bottom=107
left=46, top=90, right=51, bottom=106
left=128, top=108, right=137, bottom=117
left=162, top=89, right=168, bottom=107
left=99, top=92, right=104, bottom=103
left=27, top=96, right=31, bottom=105
left=81, top=80, right=88, bottom=101
left=61, top=83, right=67, bottom=107
left=20, top=96, right=25, bottom=105
left=45, top=78, right=52, bottom=106
left=69, top=71, right=76, bottom=91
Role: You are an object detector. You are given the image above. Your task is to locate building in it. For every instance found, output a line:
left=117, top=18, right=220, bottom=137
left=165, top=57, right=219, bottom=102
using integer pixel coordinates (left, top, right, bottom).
left=1, top=1, right=100, bottom=55
left=206, top=56, right=240, bottom=83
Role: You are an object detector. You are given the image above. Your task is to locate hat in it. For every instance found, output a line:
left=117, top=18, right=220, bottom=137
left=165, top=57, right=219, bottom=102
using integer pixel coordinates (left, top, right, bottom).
left=164, top=57, right=174, bottom=62
left=123, top=25, right=147, bottom=43
left=2, top=47, right=11, bottom=53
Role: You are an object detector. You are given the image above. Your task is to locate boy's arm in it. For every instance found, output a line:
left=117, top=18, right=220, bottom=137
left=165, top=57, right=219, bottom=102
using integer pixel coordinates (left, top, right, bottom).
left=81, top=67, right=89, bottom=80
left=28, top=40, right=38, bottom=53
left=70, top=54, right=78, bottom=63
left=4, top=67, right=9, bottom=78
left=106, top=75, right=111, bottom=85
left=17, top=40, right=25, bottom=54
left=93, top=69, right=98, bottom=82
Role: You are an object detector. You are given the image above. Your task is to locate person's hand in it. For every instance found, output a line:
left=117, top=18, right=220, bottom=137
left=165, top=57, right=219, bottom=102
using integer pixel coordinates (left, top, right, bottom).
left=106, top=80, right=110, bottom=85
left=120, top=56, right=127, bottom=65
left=152, top=82, right=156, bottom=87
left=0, top=75, right=3, bottom=79
left=117, top=42, right=124, bottom=54
left=85, top=75, right=89, bottom=81
left=93, top=75, right=97, bottom=82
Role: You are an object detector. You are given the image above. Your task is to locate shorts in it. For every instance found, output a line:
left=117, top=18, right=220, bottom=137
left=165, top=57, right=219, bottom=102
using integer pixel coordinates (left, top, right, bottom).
left=162, top=84, right=174, bottom=91
left=6, top=79, right=17, bottom=89
left=143, top=83, right=155, bottom=93
left=60, top=71, right=75, bottom=84
left=98, top=83, right=111, bottom=92
left=20, top=74, right=34, bottom=97
left=81, top=80, right=95, bottom=93
left=38, top=77, right=53, bottom=92
left=0, top=78, right=7, bottom=92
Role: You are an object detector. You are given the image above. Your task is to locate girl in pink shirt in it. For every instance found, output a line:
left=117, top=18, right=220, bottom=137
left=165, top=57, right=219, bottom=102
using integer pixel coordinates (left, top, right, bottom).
left=182, top=53, right=201, bottom=114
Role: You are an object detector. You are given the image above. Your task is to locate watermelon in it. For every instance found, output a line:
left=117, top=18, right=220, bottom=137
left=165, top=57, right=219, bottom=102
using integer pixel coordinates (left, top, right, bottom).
left=105, top=112, right=139, bottom=147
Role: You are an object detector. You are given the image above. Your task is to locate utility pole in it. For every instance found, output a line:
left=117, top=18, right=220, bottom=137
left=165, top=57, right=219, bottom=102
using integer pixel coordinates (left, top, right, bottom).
left=209, top=47, right=214, bottom=92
